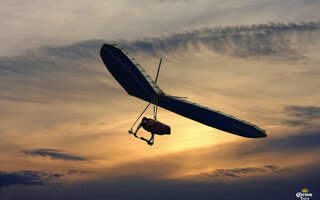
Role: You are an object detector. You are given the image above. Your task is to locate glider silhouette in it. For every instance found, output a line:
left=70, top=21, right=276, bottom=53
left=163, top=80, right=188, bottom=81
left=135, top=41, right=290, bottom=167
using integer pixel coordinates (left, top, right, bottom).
left=100, top=44, right=266, bottom=145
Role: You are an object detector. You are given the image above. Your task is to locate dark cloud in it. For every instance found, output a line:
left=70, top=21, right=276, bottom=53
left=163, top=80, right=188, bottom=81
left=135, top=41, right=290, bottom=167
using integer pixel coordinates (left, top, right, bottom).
left=75, top=165, right=319, bottom=200
left=211, top=167, right=266, bottom=178
left=264, top=165, right=282, bottom=173
left=22, top=148, right=89, bottom=161
left=2, top=163, right=318, bottom=200
left=0, top=171, right=45, bottom=188
left=49, top=173, right=64, bottom=179
left=2, top=129, right=320, bottom=199
left=202, top=165, right=293, bottom=178
left=67, top=170, right=92, bottom=175
left=0, top=171, right=64, bottom=188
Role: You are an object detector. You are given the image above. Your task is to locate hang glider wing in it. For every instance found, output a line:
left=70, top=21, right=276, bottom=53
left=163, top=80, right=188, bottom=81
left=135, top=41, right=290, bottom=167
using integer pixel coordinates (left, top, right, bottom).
left=157, top=95, right=266, bottom=138
left=100, top=44, right=266, bottom=138
left=100, top=44, right=164, bottom=101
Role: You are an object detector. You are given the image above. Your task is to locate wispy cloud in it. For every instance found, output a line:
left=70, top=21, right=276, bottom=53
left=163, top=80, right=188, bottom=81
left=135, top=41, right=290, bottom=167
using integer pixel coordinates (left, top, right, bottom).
left=233, top=130, right=320, bottom=157
left=2, top=21, right=319, bottom=75
left=121, top=21, right=320, bottom=59
left=1, top=22, right=318, bottom=105
left=284, top=105, right=320, bottom=120
left=202, top=165, right=291, bottom=178
left=0, top=39, right=120, bottom=104
left=283, top=105, right=320, bottom=128
left=22, top=148, right=89, bottom=161
left=1, top=0, right=318, bottom=57
left=208, top=167, right=267, bottom=178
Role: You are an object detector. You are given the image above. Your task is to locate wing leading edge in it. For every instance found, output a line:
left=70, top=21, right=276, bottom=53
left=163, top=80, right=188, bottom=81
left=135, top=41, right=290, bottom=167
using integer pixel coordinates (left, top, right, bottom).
left=100, top=44, right=267, bottom=138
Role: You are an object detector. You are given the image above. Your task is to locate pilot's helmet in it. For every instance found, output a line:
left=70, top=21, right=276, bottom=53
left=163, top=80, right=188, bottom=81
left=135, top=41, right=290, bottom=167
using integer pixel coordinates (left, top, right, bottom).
left=142, top=117, right=148, bottom=124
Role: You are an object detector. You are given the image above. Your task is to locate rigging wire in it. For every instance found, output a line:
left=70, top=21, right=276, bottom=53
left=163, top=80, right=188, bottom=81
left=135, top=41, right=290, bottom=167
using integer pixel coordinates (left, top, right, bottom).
left=130, top=97, right=155, bottom=130
left=130, top=58, right=162, bottom=129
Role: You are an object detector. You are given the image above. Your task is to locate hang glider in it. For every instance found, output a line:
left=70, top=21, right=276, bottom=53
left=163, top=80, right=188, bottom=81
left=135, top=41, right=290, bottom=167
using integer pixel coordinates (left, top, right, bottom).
left=100, top=44, right=266, bottom=138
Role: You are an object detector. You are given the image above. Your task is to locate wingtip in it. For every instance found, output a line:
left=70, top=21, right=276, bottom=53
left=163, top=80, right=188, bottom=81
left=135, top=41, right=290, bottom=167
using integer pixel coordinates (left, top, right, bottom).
left=262, top=130, right=267, bottom=137
left=100, top=44, right=119, bottom=55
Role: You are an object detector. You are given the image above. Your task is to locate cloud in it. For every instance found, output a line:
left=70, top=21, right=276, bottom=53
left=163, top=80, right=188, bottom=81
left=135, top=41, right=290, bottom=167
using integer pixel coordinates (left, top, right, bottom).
left=1, top=0, right=319, bottom=58
left=0, top=40, right=103, bottom=78
left=282, top=105, right=320, bottom=128
left=0, top=169, right=94, bottom=189
left=0, top=171, right=63, bottom=188
left=234, top=129, right=320, bottom=157
left=2, top=21, right=319, bottom=75
left=1, top=21, right=319, bottom=105
left=2, top=129, right=320, bottom=199
left=264, top=165, right=282, bottom=173
left=0, top=21, right=318, bottom=105
left=41, top=39, right=103, bottom=61
left=207, top=167, right=267, bottom=178
left=281, top=119, right=311, bottom=127
left=67, top=170, right=92, bottom=175
left=284, top=105, right=320, bottom=120
left=0, top=171, right=44, bottom=188
left=120, top=21, right=320, bottom=59
left=49, top=173, right=64, bottom=179
left=101, top=127, right=320, bottom=181
left=0, top=39, right=122, bottom=104
left=201, top=165, right=292, bottom=178
left=22, top=148, right=89, bottom=161
left=3, top=163, right=318, bottom=200
left=77, top=163, right=319, bottom=200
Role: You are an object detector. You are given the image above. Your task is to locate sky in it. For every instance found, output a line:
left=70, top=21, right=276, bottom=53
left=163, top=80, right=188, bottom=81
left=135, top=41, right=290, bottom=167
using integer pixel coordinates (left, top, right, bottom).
left=0, top=0, right=319, bottom=199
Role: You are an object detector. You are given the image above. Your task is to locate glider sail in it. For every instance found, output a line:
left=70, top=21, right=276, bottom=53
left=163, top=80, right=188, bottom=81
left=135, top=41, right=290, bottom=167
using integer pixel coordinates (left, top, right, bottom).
left=157, top=95, right=266, bottom=138
left=100, top=44, right=164, bottom=101
left=100, top=44, right=266, bottom=138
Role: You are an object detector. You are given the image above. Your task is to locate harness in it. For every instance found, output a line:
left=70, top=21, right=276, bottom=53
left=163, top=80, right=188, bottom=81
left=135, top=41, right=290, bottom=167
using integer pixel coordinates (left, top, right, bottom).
left=143, top=119, right=158, bottom=132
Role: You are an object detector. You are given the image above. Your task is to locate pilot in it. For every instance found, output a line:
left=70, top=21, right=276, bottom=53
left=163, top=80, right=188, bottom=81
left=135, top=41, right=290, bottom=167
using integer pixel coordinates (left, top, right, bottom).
left=129, top=117, right=171, bottom=146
